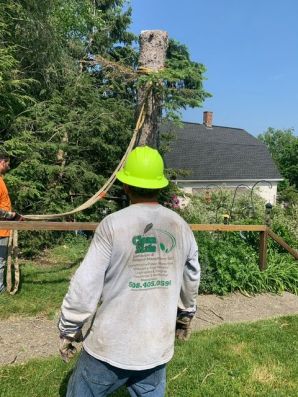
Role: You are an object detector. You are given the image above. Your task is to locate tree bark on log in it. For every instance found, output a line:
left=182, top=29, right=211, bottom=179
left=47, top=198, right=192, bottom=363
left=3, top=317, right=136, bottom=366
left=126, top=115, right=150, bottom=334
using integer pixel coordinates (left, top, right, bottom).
left=136, top=30, right=168, bottom=148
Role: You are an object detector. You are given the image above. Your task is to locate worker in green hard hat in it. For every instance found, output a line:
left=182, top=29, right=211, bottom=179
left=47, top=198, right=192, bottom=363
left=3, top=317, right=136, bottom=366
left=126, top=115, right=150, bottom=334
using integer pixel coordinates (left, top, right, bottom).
left=59, top=146, right=200, bottom=397
left=117, top=145, right=169, bottom=189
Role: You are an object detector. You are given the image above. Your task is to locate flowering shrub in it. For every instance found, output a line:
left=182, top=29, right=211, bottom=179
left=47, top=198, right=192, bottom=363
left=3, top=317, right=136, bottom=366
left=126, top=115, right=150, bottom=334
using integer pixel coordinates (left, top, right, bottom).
left=178, top=190, right=298, bottom=295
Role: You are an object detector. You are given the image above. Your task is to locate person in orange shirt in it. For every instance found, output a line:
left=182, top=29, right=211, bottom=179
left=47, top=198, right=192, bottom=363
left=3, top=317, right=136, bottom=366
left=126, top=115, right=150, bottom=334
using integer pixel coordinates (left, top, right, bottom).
left=0, top=152, right=23, bottom=294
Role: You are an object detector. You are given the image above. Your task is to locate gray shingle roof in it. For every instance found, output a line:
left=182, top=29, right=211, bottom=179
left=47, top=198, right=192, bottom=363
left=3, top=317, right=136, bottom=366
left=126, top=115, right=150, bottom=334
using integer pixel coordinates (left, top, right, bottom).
left=162, top=122, right=282, bottom=180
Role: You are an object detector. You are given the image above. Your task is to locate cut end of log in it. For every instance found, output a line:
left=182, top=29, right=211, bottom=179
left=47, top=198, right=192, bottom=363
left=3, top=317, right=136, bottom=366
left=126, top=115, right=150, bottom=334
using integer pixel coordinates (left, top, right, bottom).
left=139, top=30, right=169, bottom=71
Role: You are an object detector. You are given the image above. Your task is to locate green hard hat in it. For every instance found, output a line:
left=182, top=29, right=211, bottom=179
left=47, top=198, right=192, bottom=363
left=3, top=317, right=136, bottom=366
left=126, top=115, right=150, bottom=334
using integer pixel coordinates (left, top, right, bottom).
left=116, top=146, right=169, bottom=189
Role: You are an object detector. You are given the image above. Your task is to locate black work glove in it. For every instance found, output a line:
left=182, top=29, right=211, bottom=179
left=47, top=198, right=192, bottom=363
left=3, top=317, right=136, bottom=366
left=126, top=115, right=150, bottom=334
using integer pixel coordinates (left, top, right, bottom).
left=175, top=309, right=195, bottom=341
left=59, top=330, right=83, bottom=363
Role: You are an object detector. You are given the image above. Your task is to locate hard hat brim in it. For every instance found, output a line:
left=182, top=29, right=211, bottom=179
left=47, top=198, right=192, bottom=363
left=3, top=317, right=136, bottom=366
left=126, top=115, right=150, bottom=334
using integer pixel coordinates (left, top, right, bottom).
left=116, top=169, right=169, bottom=189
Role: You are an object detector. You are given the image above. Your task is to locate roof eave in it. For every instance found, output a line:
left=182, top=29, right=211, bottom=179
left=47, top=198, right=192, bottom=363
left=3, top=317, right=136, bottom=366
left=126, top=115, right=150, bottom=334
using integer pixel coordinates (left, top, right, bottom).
left=173, top=178, right=284, bottom=182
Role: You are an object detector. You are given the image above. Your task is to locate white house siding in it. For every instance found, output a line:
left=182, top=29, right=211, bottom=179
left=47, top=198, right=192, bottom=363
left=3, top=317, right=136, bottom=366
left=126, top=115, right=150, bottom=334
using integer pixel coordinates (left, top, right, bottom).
left=173, top=180, right=279, bottom=205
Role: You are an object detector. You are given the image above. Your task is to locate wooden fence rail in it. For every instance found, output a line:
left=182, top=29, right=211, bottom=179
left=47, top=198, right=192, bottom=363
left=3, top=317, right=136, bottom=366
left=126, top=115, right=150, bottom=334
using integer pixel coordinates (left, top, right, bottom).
left=0, top=222, right=297, bottom=271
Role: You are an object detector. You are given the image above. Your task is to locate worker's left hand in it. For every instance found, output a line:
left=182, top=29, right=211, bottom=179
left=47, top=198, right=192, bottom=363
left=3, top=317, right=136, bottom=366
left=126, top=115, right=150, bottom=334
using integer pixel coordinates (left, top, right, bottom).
left=12, top=212, right=24, bottom=221
left=175, top=310, right=195, bottom=341
left=59, top=330, right=83, bottom=363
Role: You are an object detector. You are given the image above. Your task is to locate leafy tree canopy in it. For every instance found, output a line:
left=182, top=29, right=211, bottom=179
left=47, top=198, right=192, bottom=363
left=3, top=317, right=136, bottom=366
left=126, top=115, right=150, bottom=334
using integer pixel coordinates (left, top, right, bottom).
left=258, top=128, right=298, bottom=189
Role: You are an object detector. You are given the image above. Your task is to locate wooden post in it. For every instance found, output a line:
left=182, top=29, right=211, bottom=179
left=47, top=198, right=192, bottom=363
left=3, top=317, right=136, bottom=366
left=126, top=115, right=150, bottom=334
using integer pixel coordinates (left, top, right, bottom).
left=136, top=30, right=168, bottom=148
left=259, top=230, right=268, bottom=271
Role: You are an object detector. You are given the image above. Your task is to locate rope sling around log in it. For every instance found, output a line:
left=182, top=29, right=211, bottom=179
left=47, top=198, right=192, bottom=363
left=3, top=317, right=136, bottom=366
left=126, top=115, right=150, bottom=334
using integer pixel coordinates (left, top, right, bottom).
left=6, top=230, right=19, bottom=295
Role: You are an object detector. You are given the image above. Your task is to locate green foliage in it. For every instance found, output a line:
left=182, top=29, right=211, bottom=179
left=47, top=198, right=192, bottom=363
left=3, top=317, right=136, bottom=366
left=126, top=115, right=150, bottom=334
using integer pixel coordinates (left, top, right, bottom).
left=277, top=183, right=298, bottom=207
left=137, top=39, right=211, bottom=121
left=258, top=128, right=298, bottom=202
left=179, top=191, right=298, bottom=295
left=0, top=3, right=35, bottom=133
left=197, top=233, right=297, bottom=295
left=163, top=40, right=211, bottom=113
left=269, top=204, right=298, bottom=248
left=1, top=0, right=136, bottom=257
left=1, top=316, right=298, bottom=396
left=3, top=1, right=134, bottom=96
left=6, top=73, right=134, bottom=219
left=0, top=0, right=210, bottom=256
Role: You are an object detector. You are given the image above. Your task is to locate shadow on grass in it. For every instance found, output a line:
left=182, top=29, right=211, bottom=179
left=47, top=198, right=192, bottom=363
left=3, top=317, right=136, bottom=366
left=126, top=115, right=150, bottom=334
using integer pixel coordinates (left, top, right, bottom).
left=59, top=368, right=73, bottom=397
left=22, top=278, right=71, bottom=285
left=21, top=260, right=80, bottom=276
left=8, top=261, right=80, bottom=294
left=10, top=275, right=69, bottom=294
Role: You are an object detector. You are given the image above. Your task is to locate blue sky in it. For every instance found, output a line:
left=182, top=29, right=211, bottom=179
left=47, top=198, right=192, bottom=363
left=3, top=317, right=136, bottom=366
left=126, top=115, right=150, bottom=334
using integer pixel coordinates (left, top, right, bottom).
left=130, top=0, right=298, bottom=136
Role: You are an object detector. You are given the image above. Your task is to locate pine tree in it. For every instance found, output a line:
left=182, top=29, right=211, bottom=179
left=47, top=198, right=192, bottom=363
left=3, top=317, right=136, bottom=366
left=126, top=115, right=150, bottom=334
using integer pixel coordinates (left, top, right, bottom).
left=0, top=2, right=35, bottom=135
left=1, top=1, right=210, bottom=256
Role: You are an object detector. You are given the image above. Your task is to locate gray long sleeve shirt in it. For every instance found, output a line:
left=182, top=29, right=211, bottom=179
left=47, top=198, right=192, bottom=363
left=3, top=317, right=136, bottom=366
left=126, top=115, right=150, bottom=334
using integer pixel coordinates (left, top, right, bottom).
left=59, top=203, right=200, bottom=370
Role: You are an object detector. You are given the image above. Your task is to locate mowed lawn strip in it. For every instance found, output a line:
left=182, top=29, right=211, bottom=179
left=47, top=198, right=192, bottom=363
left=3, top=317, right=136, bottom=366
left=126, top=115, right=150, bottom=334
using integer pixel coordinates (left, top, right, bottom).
left=1, top=316, right=297, bottom=397
left=0, top=237, right=88, bottom=319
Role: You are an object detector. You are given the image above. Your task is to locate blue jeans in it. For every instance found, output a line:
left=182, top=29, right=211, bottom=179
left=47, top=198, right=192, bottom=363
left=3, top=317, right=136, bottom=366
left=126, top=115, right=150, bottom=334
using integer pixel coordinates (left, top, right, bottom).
left=0, top=237, right=9, bottom=293
left=66, top=349, right=166, bottom=397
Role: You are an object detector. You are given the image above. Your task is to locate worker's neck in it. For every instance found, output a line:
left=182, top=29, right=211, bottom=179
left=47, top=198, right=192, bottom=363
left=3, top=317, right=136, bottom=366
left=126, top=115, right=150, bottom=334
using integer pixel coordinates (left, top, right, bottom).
left=130, top=196, right=159, bottom=204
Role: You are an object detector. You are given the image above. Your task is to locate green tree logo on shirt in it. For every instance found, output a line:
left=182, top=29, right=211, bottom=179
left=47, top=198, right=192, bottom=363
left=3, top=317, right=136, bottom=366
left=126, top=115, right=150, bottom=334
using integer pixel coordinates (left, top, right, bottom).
left=132, top=223, right=176, bottom=254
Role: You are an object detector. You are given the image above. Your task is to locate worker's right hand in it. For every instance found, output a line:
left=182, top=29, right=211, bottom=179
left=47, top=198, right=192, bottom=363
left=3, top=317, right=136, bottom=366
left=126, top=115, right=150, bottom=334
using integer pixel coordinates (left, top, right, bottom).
left=175, top=310, right=195, bottom=341
left=59, top=337, right=78, bottom=363
left=59, top=330, right=83, bottom=363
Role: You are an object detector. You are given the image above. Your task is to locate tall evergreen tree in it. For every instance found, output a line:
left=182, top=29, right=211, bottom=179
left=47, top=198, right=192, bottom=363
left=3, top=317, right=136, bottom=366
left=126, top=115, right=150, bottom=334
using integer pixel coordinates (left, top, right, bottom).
left=3, top=0, right=135, bottom=217
left=0, top=2, right=34, bottom=135
left=2, top=0, right=210, bottom=226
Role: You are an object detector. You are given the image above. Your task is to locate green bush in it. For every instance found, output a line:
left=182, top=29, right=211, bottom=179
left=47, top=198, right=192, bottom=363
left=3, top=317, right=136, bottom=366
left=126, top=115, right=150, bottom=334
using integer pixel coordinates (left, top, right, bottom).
left=178, top=191, right=298, bottom=295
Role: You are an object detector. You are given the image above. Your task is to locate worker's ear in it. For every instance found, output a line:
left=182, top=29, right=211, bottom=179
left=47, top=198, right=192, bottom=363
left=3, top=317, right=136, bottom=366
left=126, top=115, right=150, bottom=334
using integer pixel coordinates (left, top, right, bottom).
left=123, top=184, right=130, bottom=195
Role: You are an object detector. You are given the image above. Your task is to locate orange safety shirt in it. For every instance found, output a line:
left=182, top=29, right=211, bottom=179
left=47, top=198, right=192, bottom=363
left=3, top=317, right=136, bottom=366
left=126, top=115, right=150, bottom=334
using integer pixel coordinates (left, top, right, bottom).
left=0, top=176, right=12, bottom=237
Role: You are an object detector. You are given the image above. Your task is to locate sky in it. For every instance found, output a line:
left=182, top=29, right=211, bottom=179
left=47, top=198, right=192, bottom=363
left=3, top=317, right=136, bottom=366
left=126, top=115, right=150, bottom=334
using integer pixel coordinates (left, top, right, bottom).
left=130, top=0, right=298, bottom=136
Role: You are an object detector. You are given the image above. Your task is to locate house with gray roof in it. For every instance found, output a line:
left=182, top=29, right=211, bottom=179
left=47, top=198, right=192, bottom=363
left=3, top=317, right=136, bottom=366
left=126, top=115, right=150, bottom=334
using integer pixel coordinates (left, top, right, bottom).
left=163, top=111, right=283, bottom=204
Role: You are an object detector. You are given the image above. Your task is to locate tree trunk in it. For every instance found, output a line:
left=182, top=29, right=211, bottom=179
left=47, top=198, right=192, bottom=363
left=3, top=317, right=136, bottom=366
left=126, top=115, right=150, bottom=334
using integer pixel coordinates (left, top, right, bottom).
left=136, top=30, right=168, bottom=148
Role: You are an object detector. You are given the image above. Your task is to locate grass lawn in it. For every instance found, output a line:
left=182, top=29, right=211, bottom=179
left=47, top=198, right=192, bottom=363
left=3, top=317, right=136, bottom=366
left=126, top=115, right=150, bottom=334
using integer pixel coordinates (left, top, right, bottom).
left=0, top=236, right=88, bottom=319
left=0, top=315, right=297, bottom=397
left=1, top=236, right=297, bottom=396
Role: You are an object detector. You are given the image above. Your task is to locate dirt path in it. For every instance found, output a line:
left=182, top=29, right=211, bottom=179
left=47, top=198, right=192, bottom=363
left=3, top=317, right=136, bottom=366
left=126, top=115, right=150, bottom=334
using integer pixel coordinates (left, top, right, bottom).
left=1, top=292, right=298, bottom=366
left=193, top=291, right=298, bottom=330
